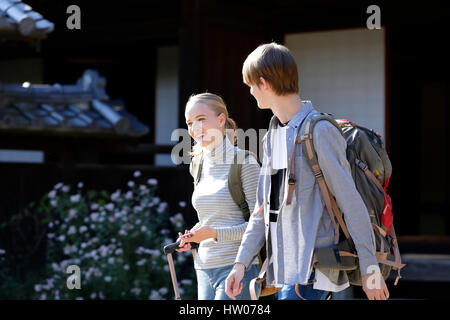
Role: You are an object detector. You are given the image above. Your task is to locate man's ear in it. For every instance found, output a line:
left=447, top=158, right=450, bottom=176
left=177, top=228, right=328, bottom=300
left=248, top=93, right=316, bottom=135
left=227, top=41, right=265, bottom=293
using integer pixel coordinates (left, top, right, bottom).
left=259, top=77, right=270, bottom=91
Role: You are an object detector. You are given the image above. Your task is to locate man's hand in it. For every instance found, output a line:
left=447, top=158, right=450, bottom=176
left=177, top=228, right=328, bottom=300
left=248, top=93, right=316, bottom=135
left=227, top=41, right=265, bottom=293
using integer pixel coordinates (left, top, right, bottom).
left=225, top=263, right=245, bottom=300
left=362, top=272, right=390, bottom=300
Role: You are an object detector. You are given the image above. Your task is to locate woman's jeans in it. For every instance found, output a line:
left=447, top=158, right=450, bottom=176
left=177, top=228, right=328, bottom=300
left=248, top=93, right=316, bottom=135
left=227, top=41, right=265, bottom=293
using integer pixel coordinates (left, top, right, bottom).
left=278, top=269, right=331, bottom=300
left=196, top=264, right=261, bottom=300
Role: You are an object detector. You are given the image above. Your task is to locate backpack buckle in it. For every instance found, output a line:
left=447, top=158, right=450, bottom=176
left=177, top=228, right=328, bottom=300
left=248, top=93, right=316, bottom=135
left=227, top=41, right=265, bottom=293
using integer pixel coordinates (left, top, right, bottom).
left=288, top=176, right=296, bottom=185
left=356, top=159, right=368, bottom=171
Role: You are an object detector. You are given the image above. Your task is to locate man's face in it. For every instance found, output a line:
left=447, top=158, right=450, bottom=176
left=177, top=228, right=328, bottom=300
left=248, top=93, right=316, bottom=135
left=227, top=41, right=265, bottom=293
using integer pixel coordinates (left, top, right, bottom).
left=249, top=82, right=270, bottom=109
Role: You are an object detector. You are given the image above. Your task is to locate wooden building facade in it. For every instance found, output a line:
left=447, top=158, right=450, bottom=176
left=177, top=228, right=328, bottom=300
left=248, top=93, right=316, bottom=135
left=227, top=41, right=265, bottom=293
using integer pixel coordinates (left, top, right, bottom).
left=1, top=0, right=449, bottom=298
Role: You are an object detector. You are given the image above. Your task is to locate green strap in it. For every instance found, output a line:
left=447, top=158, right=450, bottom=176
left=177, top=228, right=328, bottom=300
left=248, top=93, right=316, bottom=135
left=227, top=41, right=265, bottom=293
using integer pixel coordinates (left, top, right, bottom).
left=191, top=153, right=204, bottom=188
left=228, top=150, right=254, bottom=221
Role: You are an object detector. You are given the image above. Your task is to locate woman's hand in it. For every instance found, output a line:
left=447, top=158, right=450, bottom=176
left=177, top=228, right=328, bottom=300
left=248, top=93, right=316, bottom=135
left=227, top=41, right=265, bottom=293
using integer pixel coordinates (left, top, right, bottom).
left=182, top=226, right=217, bottom=243
left=176, top=230, right=192, bottom=252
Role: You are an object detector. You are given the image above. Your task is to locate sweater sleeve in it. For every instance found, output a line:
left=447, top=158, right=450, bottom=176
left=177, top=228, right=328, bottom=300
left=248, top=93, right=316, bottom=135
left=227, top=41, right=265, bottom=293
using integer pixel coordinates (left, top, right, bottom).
left=313, top=120, right=380, bottom=276
left=235, top=139, right=268, bottom=268
left=215, top=155, right=260, bottom=243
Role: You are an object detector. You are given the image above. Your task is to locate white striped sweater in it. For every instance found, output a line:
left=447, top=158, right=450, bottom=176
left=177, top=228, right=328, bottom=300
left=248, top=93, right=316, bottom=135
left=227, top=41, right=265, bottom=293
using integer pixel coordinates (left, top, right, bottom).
left=190, top=137, right=260, bottom=270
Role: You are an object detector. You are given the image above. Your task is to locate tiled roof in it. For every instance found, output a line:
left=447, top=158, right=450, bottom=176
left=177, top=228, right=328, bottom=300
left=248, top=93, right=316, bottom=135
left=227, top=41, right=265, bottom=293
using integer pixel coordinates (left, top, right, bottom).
left=0, top=0, right=54, bottom=39
left=0, top=70, right=150, bottom=137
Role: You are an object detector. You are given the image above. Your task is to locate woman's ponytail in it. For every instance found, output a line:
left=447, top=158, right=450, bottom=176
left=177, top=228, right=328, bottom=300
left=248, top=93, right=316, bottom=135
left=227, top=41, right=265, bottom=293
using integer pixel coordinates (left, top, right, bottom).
left=225, top=117, right=238, bottom=146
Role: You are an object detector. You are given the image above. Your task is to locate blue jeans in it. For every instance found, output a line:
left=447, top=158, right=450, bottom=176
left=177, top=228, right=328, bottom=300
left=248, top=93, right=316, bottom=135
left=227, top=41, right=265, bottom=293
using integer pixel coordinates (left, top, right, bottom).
left=196, top=264, right=261, bottom=300
left=278, top=270, right=331, bottom=300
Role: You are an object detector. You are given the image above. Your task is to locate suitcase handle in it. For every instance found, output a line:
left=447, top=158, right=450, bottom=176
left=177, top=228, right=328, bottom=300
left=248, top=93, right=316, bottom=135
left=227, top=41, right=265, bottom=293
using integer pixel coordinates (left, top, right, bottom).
left=163, top=241, right=199, bottom=255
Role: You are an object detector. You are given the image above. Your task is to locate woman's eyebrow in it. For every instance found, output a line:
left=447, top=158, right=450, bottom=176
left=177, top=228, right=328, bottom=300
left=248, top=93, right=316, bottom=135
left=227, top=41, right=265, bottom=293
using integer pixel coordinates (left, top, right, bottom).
left=186, top=114, right=207, bottom=123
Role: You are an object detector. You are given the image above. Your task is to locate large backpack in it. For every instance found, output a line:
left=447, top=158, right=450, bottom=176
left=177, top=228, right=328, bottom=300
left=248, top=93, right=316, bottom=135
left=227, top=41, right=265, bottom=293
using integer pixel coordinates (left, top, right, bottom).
left=294, top=110, right=406, bottom=286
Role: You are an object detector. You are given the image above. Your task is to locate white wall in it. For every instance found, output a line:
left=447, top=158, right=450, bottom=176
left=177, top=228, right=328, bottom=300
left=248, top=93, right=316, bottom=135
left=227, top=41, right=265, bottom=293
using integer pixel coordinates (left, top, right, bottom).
left=285, top=27, right=386, bottom=137
left=154, top=46, right=179, bottom=166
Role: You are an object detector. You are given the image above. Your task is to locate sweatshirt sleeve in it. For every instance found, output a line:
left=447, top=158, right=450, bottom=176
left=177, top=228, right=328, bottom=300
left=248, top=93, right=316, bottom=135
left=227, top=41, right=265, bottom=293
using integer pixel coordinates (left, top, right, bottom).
left=215, top=155, right=260, bottom=243
left=313, top=120, right=380, bottom=276
left=235, top=139, right=268, bottom=268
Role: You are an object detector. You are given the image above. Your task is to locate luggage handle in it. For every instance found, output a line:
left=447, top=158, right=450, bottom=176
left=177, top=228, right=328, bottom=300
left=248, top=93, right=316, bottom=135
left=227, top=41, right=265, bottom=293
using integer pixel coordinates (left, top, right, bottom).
left=163, top=241, right=199, bottom=255
left=162, top=241, right=199, bottom=300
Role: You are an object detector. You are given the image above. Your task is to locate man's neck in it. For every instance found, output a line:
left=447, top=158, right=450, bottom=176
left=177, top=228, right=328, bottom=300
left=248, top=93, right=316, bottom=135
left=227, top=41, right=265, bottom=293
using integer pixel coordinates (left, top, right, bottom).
left=270, top=94, right=304, bottom=124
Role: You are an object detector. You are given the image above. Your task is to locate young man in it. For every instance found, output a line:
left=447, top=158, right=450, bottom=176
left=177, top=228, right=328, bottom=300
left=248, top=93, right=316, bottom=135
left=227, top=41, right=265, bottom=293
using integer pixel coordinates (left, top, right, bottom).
left=225, top=42, right=389, bottom=300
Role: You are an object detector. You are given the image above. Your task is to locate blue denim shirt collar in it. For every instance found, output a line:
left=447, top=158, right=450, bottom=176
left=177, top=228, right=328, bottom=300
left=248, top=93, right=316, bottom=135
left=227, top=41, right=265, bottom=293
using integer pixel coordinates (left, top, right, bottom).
left=284, top=100, right=313, bottom=129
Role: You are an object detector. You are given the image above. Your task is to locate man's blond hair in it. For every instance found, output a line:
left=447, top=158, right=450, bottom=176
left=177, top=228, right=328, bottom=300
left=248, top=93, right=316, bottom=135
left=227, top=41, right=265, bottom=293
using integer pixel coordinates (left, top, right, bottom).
left=242, top=42, right=299, bottom=96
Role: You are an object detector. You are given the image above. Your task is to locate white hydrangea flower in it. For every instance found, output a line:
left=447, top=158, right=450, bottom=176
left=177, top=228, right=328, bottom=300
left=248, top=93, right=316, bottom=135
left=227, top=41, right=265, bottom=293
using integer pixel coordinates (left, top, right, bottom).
left=90, top=212, right=99, bottom=222
left=68, top=226, right=76, bottom=235
left=62, top=185, right=70, bottom=193
left=124, top=191, right=133, bottom=200
left=136, top=259, right=146, bottom=266
left=68, top=209, right=77, bottom=219
left=131, top=288, right=141, bottom=296
left=147, top=178, right=158, bottom=186
left=105, top=203, right=114, bottom=211
left=70, top=194, right=80, bottom=203
left=79, top=226, right=88, bottom=233
left=63, top=245, right=72, bottom=255
left=111, top=190, right=121, bottom=201
left=181, top=279, right=193, bottom=285
left=133, top=170, right=142, bottom=178
left=77, top=182, right=84, bottom=189
left=54, top=182, right=63, bottom=190
left=158, top=287, right=168, bottom=295
left=178, top=201, right=187, bottom=208
left=128, top=181, right=135, bottom=188
left=48, top=190, right=56, bottom=199
left=149, top=290, right=161, bottom=300
left=104, top=276, right=112, bottom=282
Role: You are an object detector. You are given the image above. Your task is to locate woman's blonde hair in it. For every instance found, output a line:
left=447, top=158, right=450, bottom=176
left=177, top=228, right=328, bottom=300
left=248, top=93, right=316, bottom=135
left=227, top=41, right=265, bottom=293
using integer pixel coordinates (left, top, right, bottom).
left=185, top=92, right=237, bottom=156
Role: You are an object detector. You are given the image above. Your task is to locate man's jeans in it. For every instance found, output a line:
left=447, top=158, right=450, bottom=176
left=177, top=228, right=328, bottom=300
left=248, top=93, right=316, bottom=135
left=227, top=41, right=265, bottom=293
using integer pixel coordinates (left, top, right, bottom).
left=196, top=264, right=261, bottom=300
left=278, top=269, right=331, bottom=300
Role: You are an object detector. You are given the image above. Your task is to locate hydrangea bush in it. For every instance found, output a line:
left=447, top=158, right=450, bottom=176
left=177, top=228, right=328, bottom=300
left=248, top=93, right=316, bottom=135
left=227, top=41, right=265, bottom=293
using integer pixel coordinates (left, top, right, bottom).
left=2, top=171, right=196, bottom=300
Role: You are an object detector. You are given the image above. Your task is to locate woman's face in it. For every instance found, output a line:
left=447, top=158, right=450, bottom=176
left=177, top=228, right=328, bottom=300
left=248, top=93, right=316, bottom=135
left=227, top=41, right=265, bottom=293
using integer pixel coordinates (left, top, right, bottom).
left=185, top=102, right=225, bottom=148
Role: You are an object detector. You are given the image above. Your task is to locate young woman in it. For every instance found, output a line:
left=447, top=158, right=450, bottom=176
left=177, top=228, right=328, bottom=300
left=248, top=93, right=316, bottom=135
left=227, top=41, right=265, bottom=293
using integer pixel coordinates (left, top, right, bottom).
left=176, top=92, right=261, bottom=300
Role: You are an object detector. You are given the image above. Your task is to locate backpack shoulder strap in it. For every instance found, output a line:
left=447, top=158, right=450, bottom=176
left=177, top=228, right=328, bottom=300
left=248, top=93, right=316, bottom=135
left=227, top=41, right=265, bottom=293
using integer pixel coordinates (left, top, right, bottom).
left=228, top=149, right=258, bottom=221
left=299, top=111, right=350, bottom=243
left=191, top=153, right=204, bottom=188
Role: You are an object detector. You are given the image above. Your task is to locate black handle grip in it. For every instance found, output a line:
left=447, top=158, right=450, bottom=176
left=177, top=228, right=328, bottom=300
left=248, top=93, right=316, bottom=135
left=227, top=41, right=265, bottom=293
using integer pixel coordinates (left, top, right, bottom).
left=163, top=241, right=199, bottom=255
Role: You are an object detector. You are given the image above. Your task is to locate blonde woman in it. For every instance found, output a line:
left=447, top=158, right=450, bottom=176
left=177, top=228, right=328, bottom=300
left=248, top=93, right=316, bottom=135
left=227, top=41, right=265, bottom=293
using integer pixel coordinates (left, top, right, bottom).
left=176, top=93, right=261, bottom=300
